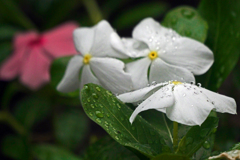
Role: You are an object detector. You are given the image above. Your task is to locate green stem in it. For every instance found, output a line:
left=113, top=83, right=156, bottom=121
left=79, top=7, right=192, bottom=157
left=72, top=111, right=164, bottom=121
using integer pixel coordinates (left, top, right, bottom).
left=162, top=113, right=173, bottom=143
left=0, top=111, right=26, bottom=135
left=82, top=0, right=103, bottom=24
left=173, top=121, right=178, bottom=152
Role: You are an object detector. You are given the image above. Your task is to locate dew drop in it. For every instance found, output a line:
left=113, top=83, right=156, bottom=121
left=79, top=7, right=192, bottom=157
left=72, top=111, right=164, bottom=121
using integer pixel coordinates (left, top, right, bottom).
left=95, top=111, right=104, bottom=118
left=87, top=98, right=91, bottom=103
left=197, top=83, right=201, bottom=87
left=151, top=81, right=157, bottom=85
left=115, top=136, right=119, bottom=140
left=181, top=9, right=195, bottom=19
left=99, top=104, right=103, bottom=108
left=190, top=81, right=195, bottom=85
left=106, top=113, right=110, bottom=117
left=90, top=104, right=95, bottom=108
left=89, top=112, right=93, bottom=116
left=92, top=93, right=98, bottom=99
left=96, top=86, right=101, bottom=91
left=182, top=93, right=186, bottom=97
left=84, top=85, right=89, bottom=90
left=96, top=118, right=101, bottom=123
left=106, top=91, right=112, bottom=96
left=203, top=141, right=210, bottom=149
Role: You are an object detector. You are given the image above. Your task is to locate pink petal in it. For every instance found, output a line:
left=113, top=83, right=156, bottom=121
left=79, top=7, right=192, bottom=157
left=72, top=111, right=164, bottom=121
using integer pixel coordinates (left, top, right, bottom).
left=0, top=46, right=27, bottom=80
left=42, top=22, right=79, bottom=58
left=14, top=31, right=39, bottom=50
left=20, top=47, right=51, bottom=90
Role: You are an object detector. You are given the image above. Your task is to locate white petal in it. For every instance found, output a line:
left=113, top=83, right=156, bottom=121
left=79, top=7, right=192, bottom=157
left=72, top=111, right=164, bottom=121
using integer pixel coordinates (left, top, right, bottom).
left=73, top=27, right=94, bottom=54
left=132, top=17, right=170, bottom=51
left=149, top=58, right=195, bottom=84
left=90, top=57, right=132, bottom=94
left=166, top=84, right=215, bottom=126
left=160, top=37, right=214, bottom=75
left=126, top=57, right=151, bottom=89
left=130, top=84, right=174, bottom=124
left=90, top=20, right=128, bottom=59
left=80, top=65, right=101, bottom=90
left=57, top=55, right=83, bottom=93
left=117, top=82, right=167, bottom=103
left=200, top=88, right=237, bottom=114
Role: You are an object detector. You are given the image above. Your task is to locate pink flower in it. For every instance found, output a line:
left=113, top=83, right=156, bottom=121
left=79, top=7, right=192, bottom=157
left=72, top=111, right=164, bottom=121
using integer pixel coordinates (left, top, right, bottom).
left=0, top=22, right=78, bottom=90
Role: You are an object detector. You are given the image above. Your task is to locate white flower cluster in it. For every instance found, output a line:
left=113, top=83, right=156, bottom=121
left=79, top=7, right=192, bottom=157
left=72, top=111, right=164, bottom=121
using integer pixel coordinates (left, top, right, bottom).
left=57, top=18, right=237, bottom=126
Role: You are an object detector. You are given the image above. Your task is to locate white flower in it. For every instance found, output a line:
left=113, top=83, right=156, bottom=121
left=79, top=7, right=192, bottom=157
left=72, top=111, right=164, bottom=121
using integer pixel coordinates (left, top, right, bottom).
left=57, top=20, right=133, bottom=94
left=117, top=81, right=237, bottom=126
left=112, top=18, right=214, bottom=90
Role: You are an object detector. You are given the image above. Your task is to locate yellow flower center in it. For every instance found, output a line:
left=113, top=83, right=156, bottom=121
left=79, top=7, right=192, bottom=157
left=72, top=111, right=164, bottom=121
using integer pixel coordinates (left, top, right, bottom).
left=148, top=51, right=158, bottom=60
left=171, top=81, right=183, bottom=85
left=83, top=54, right=92, bottom=64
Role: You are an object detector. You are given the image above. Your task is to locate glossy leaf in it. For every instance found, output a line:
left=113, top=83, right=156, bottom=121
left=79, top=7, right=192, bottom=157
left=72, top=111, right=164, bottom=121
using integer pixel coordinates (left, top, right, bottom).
left=83, top=136, right=140, bottom=160
left=54, top=109, right=89, bottom=150
left=198, top=0, right=240, bottom=91
left=162, top=6, right=208, bottom=43
left=14, top=96, right=51, bottom=130
left=50, top=56, right=79, bottom=97
left=177, top=117, right=218, bottom=157
left=1, top=135, right=30, bottom=160
left=113, top=2, right=169, bottom=30
left=151, top=153, right=190, bottom=160
left=32, top=144, right=81, bottom=160
left=80, top=83, right=168, bottom=158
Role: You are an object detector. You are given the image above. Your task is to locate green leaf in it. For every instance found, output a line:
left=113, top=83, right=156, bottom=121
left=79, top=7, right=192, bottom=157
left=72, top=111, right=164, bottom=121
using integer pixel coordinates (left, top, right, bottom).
left=176, top=117, right=218, bottom=157
left=0, top=25, right=19, bottom=41
left=32, top=144, right=81, bottom=160
left=0, top=0, right=36, bottom=29
left=113, top=2, right=169, bottom=30
left=1, top=135, right=30, bottom=160
left=198, top=0, right=240, bottom=91
left=81, top=83, right=168, bottom=158
left=50, top=56, right=79, bottom=97
left=162, top=6, right=208, bottom=43
left=54, top=108, right=90, bottom=150
left=0, top=42, right=12, bottom=64
left=14, top=96, right=51, bottom=130
left=84, top=136, right=140, bottom=160
left=151, top=153, right=190, bottom=160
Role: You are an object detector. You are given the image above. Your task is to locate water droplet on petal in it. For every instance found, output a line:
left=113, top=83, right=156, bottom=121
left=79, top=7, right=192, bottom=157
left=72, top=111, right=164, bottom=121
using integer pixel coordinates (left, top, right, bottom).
left=183, top=93, right=186, bottom=97
left=151, top=81, right=157, bottom=85
left=197, top=83, right=201, bottom=87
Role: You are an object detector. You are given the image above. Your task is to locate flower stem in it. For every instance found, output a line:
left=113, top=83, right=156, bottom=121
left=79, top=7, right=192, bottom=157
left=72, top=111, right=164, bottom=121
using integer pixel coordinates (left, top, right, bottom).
left=162, top=113, right=173, bottom=143
left=82, top=0, right=103, bottom=24
left=0, top=111, right=26, bottom=135
left=173, top=121, right=178, bottom=152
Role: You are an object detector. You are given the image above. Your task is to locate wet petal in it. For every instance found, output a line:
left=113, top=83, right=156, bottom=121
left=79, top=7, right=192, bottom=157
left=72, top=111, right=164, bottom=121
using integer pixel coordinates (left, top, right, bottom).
left=57, top=55, right=83, bottom=93
left=126, top=57, right=151, bottom=89
left=90, top=57, right=132, bottom=94
left=43, top=22, right=78, bottom=57
left=200, top=87, right=237, bottom=114
left=20, top=48, right=51, bottom=90
left=149, top=58, right=195, bottom=84
left=117, top=82, right=166, bottom=103
left=132, top=17, right=170, bottom=51
left=166, top=84, right=215, bottom=126
left=90, top=20, right=128, bottom=58
left=130, top=85, right=174, bottom=124
left=80, top=65, right=101, bottom=90
left=160, top=37, right=213, bottom=75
